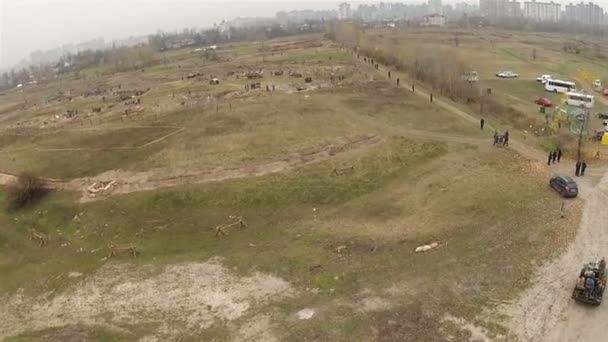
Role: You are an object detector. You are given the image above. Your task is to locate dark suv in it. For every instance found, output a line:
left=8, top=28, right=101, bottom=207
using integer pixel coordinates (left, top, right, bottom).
left=550, top=176, right=578, bottom=197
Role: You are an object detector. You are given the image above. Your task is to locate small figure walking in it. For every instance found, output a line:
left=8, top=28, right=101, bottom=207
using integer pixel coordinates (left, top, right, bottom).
left=493, top=131, right=499, bottom=146
left=430, top=93, right=433, bottom=103
left=547, top=152, right=553, bottom=165
left=551, top=150, right=557, bottom=164
left=503, top=130, right=509, bottom=146
left=560, top=201, right=567, bottom=218
left=412, top=84, right=415, bottom=93
left=557, top=148, right=562, bottom=163
left=581, top=160, right=587, bottom=176
left=388, top=71, right=391, bottom=78
left=575, top=160, right=582, bottom=176
left=480, top=118, right=485, bottom=130
left=397, top=78, right=400, bottom=86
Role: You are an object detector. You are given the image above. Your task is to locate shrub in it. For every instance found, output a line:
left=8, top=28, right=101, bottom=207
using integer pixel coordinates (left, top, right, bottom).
left=6, top=173, right=48, bottom=210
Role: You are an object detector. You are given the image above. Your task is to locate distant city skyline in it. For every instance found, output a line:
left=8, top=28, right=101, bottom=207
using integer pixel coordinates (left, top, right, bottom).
left=2, top=0, right=608, bottom=71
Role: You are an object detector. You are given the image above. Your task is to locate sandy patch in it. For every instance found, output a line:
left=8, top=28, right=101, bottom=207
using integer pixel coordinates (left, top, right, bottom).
left=442, top=315, right=496, bottom=342
left=231, top=314, right=279, bottom=342
left=0, top=257, right=293, bottom=340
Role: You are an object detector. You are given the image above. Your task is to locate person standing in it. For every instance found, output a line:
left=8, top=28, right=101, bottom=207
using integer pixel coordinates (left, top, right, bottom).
left=503, top=130, right=509, bottom=146
left=551, top=150, right=557, bottom=164
left=397, top=78, right=400, bottom=86
left=480, top=118, right=485, bottom=130
left=493, top=131, right=499, bottom=146
left=581, top=161, right=587, bottom=176
left=560, top=201, right=567, bottom=218
left=430, top=93, right=433, bottom=103
left=575, top=160, right=582, bottom=176
left=412, top=84, right=415, bottom=93
left=557, top=148, right=562, bottom=163
left=548, top=152, right=553, bottom=165
left=388, top=71, right=391, bottom=78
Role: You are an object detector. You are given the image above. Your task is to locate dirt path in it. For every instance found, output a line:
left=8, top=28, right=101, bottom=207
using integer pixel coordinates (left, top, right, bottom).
left=507, top=170, right=608, bottom=342
left=0, top=129, right=493, bottom=201
left=356, top=53, right=553, bottom=167
left=0, top=134, right=383, bottom=200
left=355, top=51, right=608, bottom=341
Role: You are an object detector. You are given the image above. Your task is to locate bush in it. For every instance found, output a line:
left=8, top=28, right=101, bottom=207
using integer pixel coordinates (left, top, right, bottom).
left=6, top=173, right=48, bottom=210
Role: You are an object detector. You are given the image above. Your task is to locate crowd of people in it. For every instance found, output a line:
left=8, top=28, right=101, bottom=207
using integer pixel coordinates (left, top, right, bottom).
left=547, top=148, right=562, bottom=165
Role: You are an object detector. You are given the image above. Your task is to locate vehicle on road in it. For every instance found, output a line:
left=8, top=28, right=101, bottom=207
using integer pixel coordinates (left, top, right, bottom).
left=549, top=176, right=578, bottom=197
left=545, top=79, right=576, bottom=93
left=572, top=259, right=606, bottom=306
left=496, top=71, right=518, bottom=78
left=597, top=112, right=608, bottom=120
left=566, top=91, right=594, bottom=109
left=537, top=74, right=552, bottom=83
left=535, top=97, right=552, bottom=107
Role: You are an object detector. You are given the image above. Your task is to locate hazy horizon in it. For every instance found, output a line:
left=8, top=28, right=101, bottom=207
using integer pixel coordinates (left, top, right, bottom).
left=1, top=0, right=346, bottom=70
left=1, top=0, right=604, bottom=71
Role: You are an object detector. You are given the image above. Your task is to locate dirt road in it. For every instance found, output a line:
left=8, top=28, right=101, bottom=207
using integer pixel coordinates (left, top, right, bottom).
left=507, top=169, right=608, bottom=342
left=356, top=52, right=608, bottom=341
left=0, top=129, right=492, bottom=201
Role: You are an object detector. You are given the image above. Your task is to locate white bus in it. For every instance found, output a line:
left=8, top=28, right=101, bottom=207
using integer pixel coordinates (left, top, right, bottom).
left=566, top=91, right=594, bottom=109
left=545, top=79, right=576, bottom=93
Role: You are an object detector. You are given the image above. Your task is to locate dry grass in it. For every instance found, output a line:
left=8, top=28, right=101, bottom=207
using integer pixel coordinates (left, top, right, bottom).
left=0, top=32, right=586, bottom=341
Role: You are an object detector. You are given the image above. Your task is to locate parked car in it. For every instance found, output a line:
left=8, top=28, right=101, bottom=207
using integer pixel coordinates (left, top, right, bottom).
left=496, top=71, right=518, bottom=78
left=550, top=176, right=578, bottom=198
left=537, top=74, right=552, bottom=83
left=535, top=97, right=552, bottom=107
left=597, top=112, right=608, bottom=120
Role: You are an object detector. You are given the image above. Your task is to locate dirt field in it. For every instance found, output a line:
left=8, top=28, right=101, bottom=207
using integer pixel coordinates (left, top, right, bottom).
left=0, top=31, right=600, bottom=341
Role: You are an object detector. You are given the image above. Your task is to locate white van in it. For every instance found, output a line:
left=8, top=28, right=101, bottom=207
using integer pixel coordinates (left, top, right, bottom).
left=545, top=79, right=576, bottom=93
left=566, top=91, right=594, bottom=109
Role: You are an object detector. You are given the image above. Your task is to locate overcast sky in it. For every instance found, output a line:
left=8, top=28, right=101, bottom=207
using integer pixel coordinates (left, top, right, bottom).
left=0, top=0, right=344, bottom=69
left=1, top=0, right=605, bottom=70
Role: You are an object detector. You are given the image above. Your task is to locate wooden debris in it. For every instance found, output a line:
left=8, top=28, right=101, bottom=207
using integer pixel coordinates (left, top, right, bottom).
left=334, top=245, right=348, bottom=254
left=108, top=244, right=139, bottom=258
left=331, top=166, right=355, bottom=176
left=415, top=241, right=443, bottom=253
left=30, top=229, right=47, bottom=247
left=215, top=216, right=247, bottom=238
left=87, top=181, right=117, bottom=195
